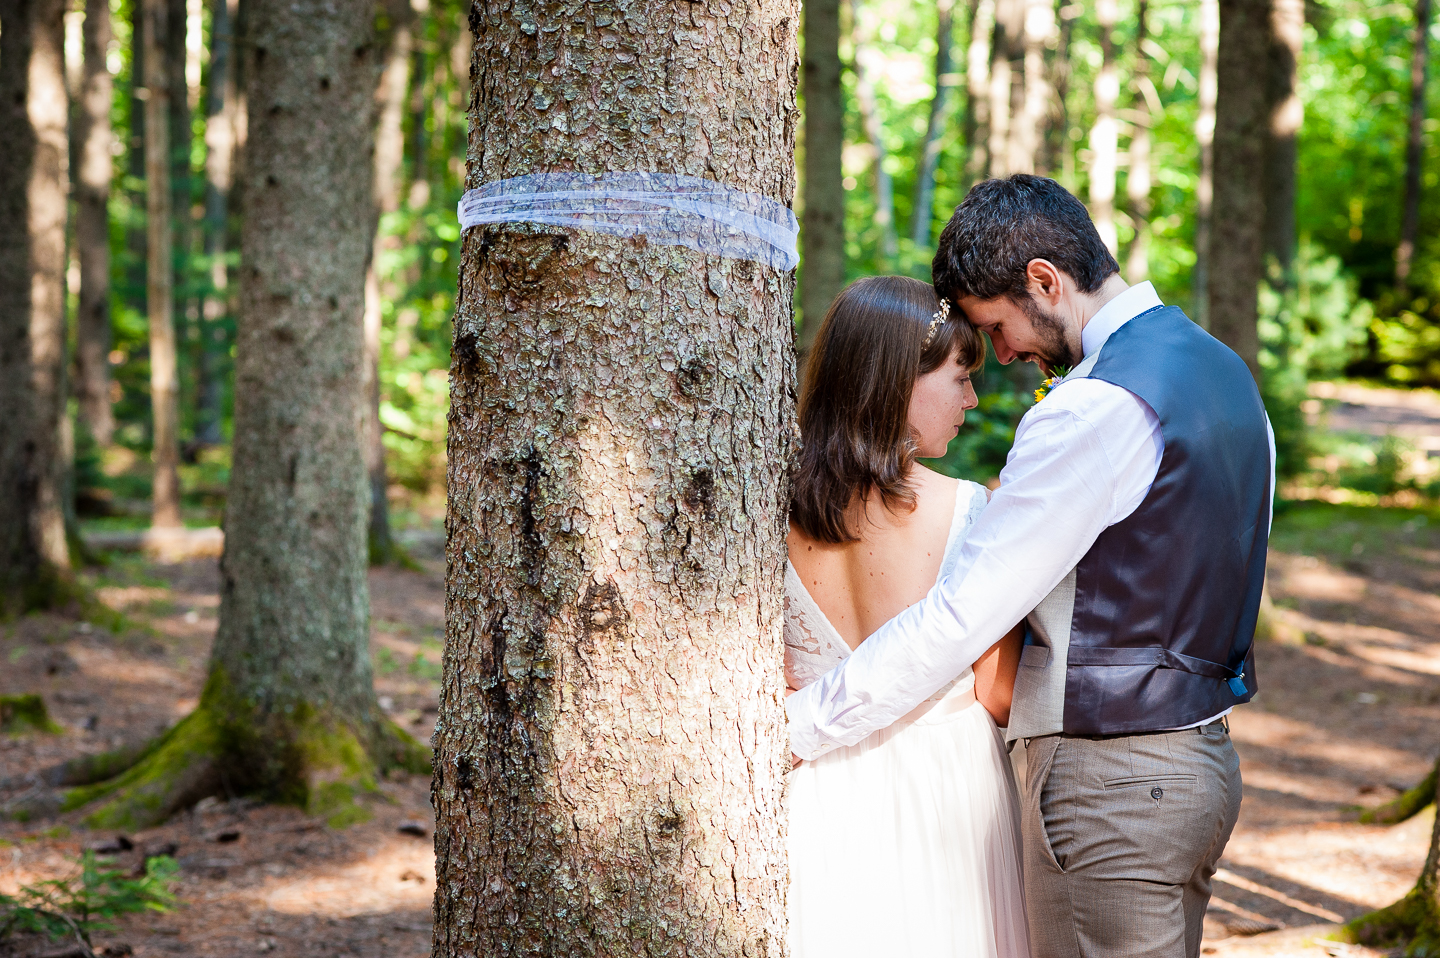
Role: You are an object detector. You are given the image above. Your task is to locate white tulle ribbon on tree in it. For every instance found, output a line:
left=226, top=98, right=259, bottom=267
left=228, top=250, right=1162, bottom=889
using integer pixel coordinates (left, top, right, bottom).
left=456, top=171, right=799, bottom=271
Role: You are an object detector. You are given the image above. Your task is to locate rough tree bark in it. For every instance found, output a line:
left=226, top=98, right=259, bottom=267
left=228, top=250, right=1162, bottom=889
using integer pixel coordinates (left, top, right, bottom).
left=361, top=0, right=414, bottom=564
left=1125, top=0, right=1152, bottom=284
left=74, top=0, right=115, bottom=448
left=800, top=0, right=843, bottom=353
left=57, top=0, right=427, bottom=831
left=963, top=0, right=993, bottom=186
left=1193, top=0, right=1219, bottom=329
left=1344, top=756, right=1440, bottom=952
left=142, top=0, right=183, bottom=528
left=852, top=1, right=897, bottom=263
left=1209, top=0, right=1270, bottom=379
left=1263, top=0, right=1303, bottom=285
left=911, top=0, right=956, bottom=247
left=1089, top=0, right=1118, bottom=254
left=987, top=0, right=1018, bottom=178
left=0, top=0, right=73, bottom=611
left=1397, top=0, right=1432, bottom=292
left=432, top=0, right=799, bottom=954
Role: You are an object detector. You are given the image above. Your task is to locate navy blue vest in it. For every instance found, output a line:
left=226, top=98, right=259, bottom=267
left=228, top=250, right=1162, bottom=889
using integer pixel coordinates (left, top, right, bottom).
left=1061, top=306, right=1270, bottom=735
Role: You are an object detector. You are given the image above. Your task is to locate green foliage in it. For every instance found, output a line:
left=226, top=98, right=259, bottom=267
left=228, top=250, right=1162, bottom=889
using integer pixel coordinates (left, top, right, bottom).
left=0, top=852, right=178, bottom=948
left=0, top=694, right=64, bottom=735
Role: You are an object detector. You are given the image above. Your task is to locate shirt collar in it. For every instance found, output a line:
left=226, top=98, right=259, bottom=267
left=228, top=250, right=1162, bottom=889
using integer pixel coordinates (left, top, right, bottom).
left=1080, top=281, right=1164, bottom=358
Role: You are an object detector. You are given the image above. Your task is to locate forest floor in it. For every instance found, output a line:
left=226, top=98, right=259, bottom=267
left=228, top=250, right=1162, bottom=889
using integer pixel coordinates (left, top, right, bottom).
left=2, top=385, right=1439, bottom=958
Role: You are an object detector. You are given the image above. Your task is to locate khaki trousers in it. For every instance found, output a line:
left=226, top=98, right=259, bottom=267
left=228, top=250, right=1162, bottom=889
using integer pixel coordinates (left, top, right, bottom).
left=1021, top=722, right=1242, bottom=958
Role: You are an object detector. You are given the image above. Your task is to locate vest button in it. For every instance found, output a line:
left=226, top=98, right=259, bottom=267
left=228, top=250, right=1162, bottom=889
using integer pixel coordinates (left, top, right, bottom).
left=1151, top=786, right=1164, bottom=801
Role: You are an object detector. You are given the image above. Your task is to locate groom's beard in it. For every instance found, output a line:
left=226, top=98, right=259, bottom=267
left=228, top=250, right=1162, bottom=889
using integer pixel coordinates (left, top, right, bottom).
left=1018, top=296, right=1081, bottom=375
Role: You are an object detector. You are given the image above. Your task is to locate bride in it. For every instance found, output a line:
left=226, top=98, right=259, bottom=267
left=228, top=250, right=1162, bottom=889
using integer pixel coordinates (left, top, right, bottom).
left=785, top=276, right=1030, bottom=958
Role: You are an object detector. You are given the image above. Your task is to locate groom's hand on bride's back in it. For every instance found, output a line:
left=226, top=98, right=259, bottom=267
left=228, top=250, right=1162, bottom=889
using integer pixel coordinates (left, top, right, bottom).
left=785, top=686, right=803, bottom=768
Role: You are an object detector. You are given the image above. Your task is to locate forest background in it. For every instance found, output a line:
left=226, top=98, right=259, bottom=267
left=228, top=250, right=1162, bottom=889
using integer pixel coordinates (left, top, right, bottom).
left=59, top=0, right=1440, bottom=532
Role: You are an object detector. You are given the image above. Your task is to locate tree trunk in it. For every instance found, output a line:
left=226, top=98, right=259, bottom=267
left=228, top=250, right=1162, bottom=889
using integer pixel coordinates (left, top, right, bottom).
left=987, top=0, right=1017, bottom=178
left=1089, top=0, right=1118, bottom=254
left=1209, top=0, right=1270, bottom=379
left=433, top=1, right=799, bottom=954
left=60, top=0, right=427, bottom=833
left=1045, top=2, right=1075, bottom=182
left=910, top=0, right=956, bottom=247
left=0, top=0, right=73, bottom=611
left=1193, top=0, right=1219, bottom=329
left=406, top=0, right=426, bottom=189
left=1125, top=0, right=1152, bottom=284
left=852, top=6, right=897, bottom=264
left=74, top=0, right=115, bottom=448
left=1343, top=756, right=1440, bottom=952
left=1397, top=0, right=1432, bottom=292
left=1263, top=0, right=1302, bottom=285
left=361, top=0, right=413, bottom=564
left=195, top=0, right=238, bottom=447
left=800, top=0, right=843, bottom=353
left=143, top=0, right=182, bottom=528
left=1012, top=0, right=1053, bottom=176
left=963, top=0, right=993, bottom=186
left=165, top=0, right=192, bottom=334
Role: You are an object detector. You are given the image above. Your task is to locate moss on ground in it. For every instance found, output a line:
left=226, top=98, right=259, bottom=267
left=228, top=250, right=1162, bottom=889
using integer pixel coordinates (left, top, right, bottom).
left=1362, top=765, right=1438, bottom=825
left=1, top=694, right=64, bottom=735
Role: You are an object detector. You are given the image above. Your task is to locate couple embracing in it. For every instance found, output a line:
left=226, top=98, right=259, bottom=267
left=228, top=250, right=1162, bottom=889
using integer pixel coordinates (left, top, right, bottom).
left=781, top=175, right=1275, bottom=958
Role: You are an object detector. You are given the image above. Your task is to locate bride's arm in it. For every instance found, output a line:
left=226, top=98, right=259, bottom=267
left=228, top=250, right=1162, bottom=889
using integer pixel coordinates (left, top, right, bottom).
left=972, top=623, right=1023, bottom=727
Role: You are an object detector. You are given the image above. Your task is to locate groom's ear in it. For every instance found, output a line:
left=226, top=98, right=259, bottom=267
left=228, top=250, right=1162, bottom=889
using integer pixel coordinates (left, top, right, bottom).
left=1024, top=259, right=1066, bottom=304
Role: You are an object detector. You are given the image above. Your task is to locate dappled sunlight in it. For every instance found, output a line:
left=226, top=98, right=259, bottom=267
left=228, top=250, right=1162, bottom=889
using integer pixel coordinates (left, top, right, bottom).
left=261, top=835, right=435, bottom=917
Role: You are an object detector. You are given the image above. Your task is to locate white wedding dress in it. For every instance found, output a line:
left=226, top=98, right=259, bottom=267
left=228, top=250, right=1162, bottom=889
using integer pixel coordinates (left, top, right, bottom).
left=785, top=479, right=1031, bottom=958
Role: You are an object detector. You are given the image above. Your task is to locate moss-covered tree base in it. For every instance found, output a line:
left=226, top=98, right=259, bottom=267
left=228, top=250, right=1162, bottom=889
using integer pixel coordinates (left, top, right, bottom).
left=1340, top=886, right=1440, bottom=957
left=1, top=694, right=64, bottom=734
left=1362, top=765, right=1439, bottom=825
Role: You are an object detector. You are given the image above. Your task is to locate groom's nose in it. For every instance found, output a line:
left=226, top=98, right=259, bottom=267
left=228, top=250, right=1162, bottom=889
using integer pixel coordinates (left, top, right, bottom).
left=985, top=330, right=1017, bottom=364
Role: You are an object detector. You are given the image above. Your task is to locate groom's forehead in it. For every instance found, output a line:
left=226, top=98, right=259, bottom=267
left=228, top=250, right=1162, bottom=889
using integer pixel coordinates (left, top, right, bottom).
left=956, top=295, right=1025, bottom=326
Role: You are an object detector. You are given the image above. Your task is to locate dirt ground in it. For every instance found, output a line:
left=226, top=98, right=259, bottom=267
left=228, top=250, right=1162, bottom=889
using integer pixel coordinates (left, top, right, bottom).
left=2, top=387, right=1439, bottom=957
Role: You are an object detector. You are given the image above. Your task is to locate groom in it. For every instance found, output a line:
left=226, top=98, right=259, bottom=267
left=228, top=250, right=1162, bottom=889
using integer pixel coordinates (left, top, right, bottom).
left=786, top=175, right=1274, bottom=957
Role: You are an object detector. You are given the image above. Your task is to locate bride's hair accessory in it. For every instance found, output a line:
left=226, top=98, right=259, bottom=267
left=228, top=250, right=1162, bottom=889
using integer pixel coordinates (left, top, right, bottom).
left=922, top=299, right=950, bottom=350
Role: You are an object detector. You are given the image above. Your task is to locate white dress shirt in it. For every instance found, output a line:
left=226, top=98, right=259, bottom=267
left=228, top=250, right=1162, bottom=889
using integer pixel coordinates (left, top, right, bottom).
left=786, top=283, right=1277, bottom=759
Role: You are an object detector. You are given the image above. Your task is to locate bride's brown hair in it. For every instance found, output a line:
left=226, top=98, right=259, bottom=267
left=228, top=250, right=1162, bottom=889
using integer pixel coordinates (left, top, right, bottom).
left=791, top=275, right=985, bottom=544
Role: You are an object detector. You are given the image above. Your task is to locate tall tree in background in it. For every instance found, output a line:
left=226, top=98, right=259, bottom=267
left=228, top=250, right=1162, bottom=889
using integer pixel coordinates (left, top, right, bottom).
left=142, top=0, right=182, bottom=528
left=75, top=0, right=115, bottom=447
left=1193, top=0, right=1219, bottom=328
left=0, top=0, right=72, bottom=611
left=800, top=0, right=843, bottom=353
left=196, top=0, right=239, bottom=446
left=1263, top=0, right=1303, bottom=285
left=1125, top=0, right=1153, bottom=283
left=362, top=0, right=413, bottom=562
left=61, top=0, right=427, bottom=831
left=166, top=0, right=191, bottom=303
left=1089, top=0, right=1119, bottom=254
left=1014, top=0, right=1053, bottom=175
left=1397, top=0, right=1432, bottom=292
left=1045, top=3, right=1075, bottom=184
left=852, top=0, right=898, bottom=263
left=1210, top=0, right=1271, bottom=378
left=433, top=0, right=797, bottom=952
left=986, top=0, right=1017, bottom=177
left=963, top=0, right=993, bottom=186
left=911, top=0, right=955, bottom=246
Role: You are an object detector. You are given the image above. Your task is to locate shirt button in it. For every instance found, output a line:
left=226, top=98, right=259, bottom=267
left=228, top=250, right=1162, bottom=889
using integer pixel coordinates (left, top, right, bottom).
left=1151, top=786, right=1164, bottom=801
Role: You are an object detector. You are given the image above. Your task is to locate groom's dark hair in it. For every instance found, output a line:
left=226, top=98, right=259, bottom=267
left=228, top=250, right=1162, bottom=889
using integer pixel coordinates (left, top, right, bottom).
left=932, top=175, right=1119, bottom=305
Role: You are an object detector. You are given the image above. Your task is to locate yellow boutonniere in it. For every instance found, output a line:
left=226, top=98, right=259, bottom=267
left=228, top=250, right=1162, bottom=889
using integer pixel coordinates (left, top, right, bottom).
left=1032, top=366, right=1071, bottom=404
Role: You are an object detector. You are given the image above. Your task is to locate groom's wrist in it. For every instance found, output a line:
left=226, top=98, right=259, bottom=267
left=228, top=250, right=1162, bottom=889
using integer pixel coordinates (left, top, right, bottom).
left=784, top=684, right=834, bottom=761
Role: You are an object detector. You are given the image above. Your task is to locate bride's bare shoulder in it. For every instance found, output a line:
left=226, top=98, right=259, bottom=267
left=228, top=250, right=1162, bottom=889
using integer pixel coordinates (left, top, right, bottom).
left=910, top=464, right=961, bottom=505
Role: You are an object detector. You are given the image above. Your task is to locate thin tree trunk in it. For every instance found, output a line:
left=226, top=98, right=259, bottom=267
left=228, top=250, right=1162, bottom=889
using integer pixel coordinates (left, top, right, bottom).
left=195, top=0, right=237, bottom=447
left=406, top=0, right=427, bottom=190
left=800, top=0, right=844, bottom=353
left=1045, top=1, right=1074, bottom=181
left=0, top=0, right=72, bottom=610
left=1263, top=0, right=1303, bottom=285
left=1194, top=0, right=1219, bottom=329
left=1013, top=0, right=1053, bottom=176
left=143, top=0, right=182, bottom=528
left=1089, top=0, right=1118, bottom=254
left=75, top=0, right=115, bottom=447
left=852, top=12, right=898, bottom=263
left=166, top=0, right=191, bottom=310
left=987, top=0, right=1016, bottom=177
left=1125, top=0, right=1152, bottom=284
left=1209, top=0, right=1270, bottom=379
left=1397, top=0, right=1432, bottom=291
left=126, top=0, right=147, bottom=302
left=963, top=0, right=993, bottom=187
left=911, top=0, right=956, bottom=247
left=362, top=0, right=413, bottom=564
left=434, top=1, right=798, bottom=952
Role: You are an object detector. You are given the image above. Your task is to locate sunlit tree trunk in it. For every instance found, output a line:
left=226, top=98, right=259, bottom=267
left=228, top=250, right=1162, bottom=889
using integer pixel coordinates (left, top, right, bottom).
left=1048, top=3, right=1076, bottom=187
left=1125, top=0, right=1152, bottom=284
left=1088, top=0, right=1118, bottom=254
left=75, top=0, right=115, bottom=448
left=1012, top=0, right=1053, bottom=176
left=1397, top=0, right=1432, bottom=292
left=800, top=0, right=844, bottom=353
left=143, top=0, right=182, bottom=528
left=987, top=0, right=1017, bottom=177
left=911, top=0, right=955, bottom=247
left=0, top=0, right=72, bottom=611
left=433, top=0, right=798, bottom=953
left=852, top=4, right=897, bottom=263
left=1263, top=0, right=1302, bottom=286
left=1209, top=0, right=1269, bottom=379
left=1193, top=0, right=1219, bottom=328
left=361, top=0, right=413, bottom=563
left=963, top=0, right=993, bottom=186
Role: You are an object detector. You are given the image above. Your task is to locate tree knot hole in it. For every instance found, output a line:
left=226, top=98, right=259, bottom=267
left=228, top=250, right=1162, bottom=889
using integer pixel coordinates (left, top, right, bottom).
left=578, top=577, right=629, bottom=639
left=682, top=468, right=717, bottom=521
left=676, top=356, right=713, bottom=398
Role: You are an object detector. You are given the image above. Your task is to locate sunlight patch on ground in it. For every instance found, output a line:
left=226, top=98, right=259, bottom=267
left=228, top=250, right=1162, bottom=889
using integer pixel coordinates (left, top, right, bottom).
left=260, top=838, right=435, bottom=918
left=1232, top=711, right=1429, bottom=779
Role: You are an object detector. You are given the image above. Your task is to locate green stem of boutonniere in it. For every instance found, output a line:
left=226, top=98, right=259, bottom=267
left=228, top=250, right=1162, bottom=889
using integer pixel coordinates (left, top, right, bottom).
left=1032, top=364, right=1071, bottom=404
